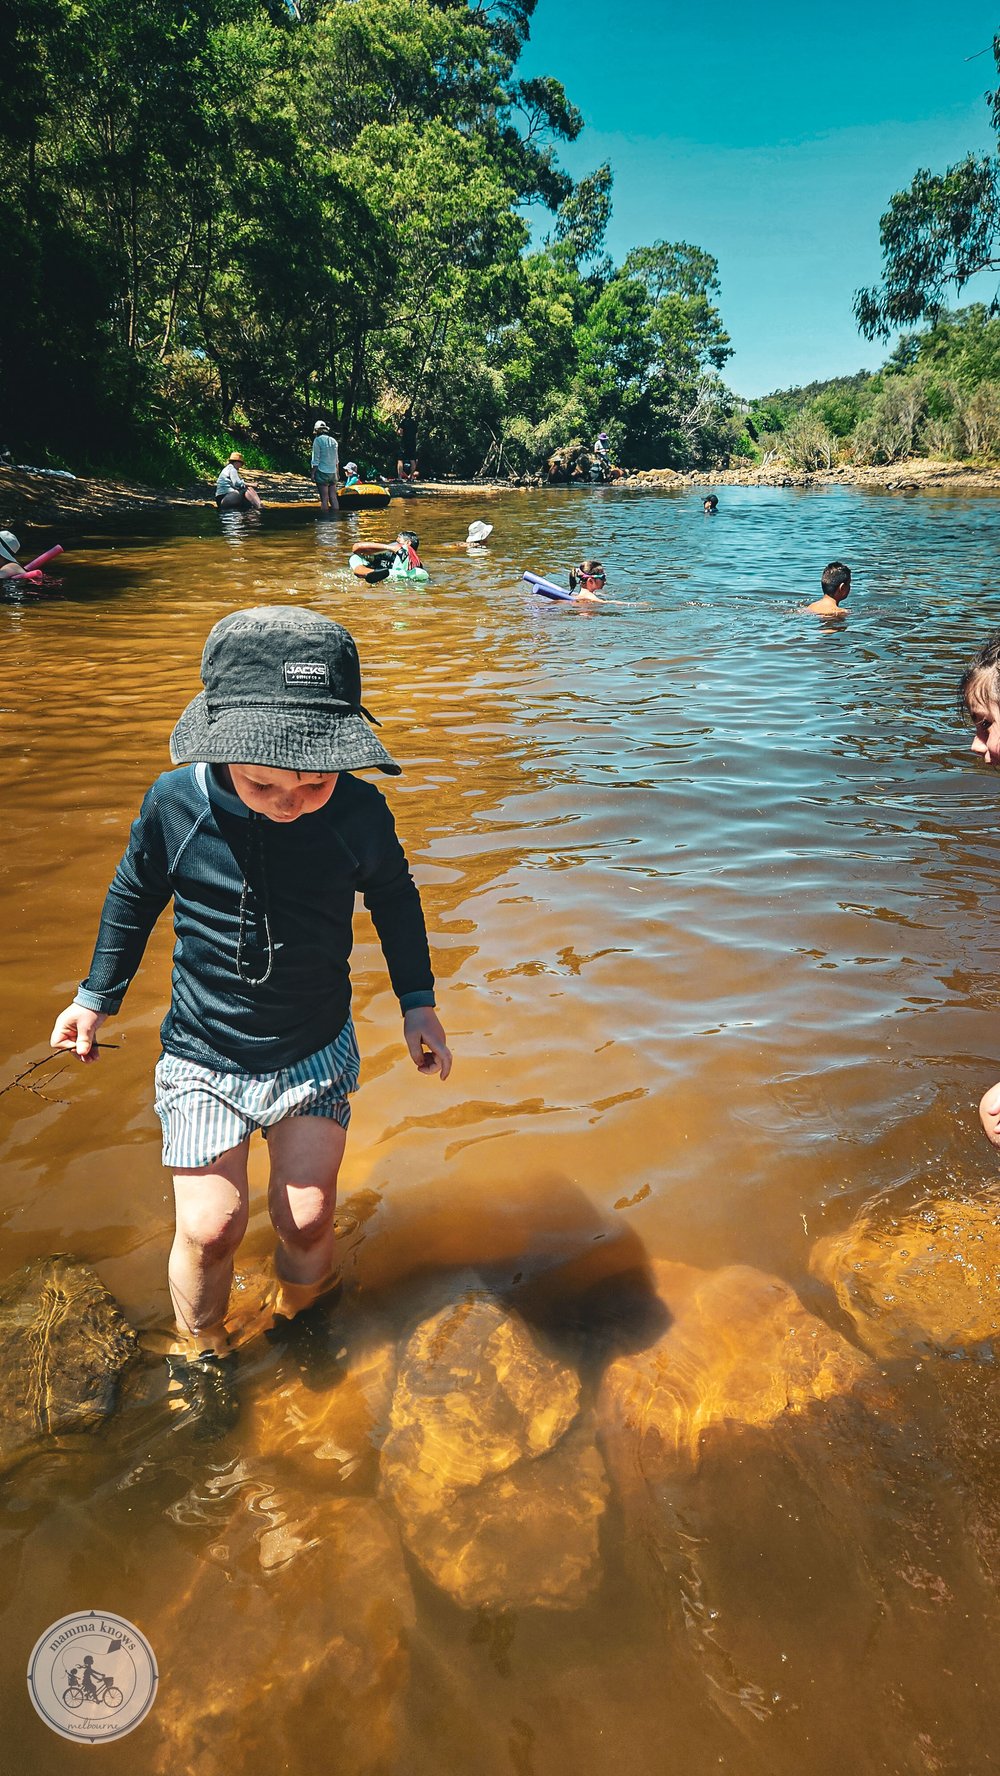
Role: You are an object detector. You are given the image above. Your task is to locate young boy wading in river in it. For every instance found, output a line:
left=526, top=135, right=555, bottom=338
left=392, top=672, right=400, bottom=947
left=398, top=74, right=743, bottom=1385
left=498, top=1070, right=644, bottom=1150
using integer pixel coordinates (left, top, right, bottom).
left=50, top=607, right=451, bottom=1428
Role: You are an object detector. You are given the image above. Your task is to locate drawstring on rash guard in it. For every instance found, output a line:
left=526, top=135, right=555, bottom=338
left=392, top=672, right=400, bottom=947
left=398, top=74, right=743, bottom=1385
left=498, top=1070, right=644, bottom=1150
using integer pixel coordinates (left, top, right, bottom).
left=235, top=811, right=275, bottom=986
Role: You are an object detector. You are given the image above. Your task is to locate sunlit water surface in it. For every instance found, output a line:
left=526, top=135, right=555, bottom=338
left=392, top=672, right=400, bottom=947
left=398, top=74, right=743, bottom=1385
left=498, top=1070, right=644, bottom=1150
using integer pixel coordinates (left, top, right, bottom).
left=4, top=486, right=1000, bottom=1772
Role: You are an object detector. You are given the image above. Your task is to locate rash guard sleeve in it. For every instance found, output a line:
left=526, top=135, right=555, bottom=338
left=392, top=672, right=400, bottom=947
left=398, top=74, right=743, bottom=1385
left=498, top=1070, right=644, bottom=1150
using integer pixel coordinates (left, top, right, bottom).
left=358, top=808, right=435, bottom=1012
left=74, top=788, right=174, bottom=1014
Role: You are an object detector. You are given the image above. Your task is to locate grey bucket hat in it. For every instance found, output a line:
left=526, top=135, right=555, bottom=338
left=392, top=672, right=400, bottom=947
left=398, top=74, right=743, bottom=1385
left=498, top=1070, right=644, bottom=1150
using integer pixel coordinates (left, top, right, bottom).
left=169, top=606, right=400, bottom=775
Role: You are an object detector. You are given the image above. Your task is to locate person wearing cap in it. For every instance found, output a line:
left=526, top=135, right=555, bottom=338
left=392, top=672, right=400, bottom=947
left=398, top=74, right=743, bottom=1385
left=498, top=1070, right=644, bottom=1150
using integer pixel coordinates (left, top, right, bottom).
left=215, top=452, right=262, bottom=514
left=50, top=607, right=451, bottom=1428
left=310, top=420, right=340, bottom=516
left=342, top=461, right=360, bottom=489
left=0, top=529, right=22, bottom=579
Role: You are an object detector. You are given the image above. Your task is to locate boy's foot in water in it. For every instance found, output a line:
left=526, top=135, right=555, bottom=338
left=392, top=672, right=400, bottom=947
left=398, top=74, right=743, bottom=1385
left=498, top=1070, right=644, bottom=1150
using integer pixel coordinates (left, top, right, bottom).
left=265, top=1282, right=347, bottom=1390
left=165, top=1350, right=240, bottom=1441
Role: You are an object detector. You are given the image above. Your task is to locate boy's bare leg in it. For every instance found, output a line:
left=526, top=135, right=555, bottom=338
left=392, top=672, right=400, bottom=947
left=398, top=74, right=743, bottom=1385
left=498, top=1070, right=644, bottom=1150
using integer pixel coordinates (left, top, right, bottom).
left=267, top=1115, right=347, bottom=1312
left=170, top=1140, right=251, bottom=1349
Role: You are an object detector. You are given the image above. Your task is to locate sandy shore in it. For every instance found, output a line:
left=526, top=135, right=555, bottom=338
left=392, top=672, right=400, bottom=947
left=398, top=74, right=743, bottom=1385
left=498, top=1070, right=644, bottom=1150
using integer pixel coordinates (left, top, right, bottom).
left=3, top=455, right=1000, bottom=529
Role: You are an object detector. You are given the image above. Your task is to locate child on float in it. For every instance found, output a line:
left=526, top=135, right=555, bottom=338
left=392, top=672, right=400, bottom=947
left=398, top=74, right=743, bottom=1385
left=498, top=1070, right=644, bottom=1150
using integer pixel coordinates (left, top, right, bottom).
left=50, top=607, right=451, bottom=1427
left=0, top=529, right=23, bottom=578
left=350, top=531, right=423, bottom=583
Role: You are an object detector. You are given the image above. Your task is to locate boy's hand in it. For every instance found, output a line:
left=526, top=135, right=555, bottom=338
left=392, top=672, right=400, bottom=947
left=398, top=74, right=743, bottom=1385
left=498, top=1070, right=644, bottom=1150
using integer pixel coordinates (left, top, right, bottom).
left=403, top=1007, right=452, bottom=1080
left=981, top=1081, right=1000, bottom=1146
left=50, top=1003, right=108, bottom=1063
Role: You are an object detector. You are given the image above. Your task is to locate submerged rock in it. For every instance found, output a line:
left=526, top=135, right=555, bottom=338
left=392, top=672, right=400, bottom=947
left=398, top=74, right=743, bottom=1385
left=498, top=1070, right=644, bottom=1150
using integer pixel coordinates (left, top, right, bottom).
left=598, top=1259, right=870, bottom=1470
left=150, top=1487, right=414, bottom=1776
left=0, top=1255, right=137, bottom=1464
left=380, top=1282, right=606, bottom=1609
left=247, top=1323, right=397, bottom=1492
left=593, top=1260, right=1000, bottom=1769
left=810, top=1195, right=1000, bottom=1357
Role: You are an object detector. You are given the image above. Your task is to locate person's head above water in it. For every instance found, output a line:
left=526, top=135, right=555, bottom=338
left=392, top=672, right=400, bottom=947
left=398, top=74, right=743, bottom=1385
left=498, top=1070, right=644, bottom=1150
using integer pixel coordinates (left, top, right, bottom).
left=960, top=632, right=1000, bottom=766
left=703, top=495, right=718, bottom=513
left=0, top=529, right=19, bottom=560
left=568, top=558, right=606, bottom=593
left=820, top=561, right=851, bottom=601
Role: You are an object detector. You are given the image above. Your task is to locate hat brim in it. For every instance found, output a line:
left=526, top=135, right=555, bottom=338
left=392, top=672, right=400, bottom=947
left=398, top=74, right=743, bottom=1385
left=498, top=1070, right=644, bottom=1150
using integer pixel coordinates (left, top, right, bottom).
left=169, top=693, right=401, bottom=776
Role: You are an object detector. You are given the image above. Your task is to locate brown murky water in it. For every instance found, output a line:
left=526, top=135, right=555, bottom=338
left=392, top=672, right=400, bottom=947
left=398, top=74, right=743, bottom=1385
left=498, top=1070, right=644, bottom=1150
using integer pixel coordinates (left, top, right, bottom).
left=5, top=487, right=1000, bottom=1772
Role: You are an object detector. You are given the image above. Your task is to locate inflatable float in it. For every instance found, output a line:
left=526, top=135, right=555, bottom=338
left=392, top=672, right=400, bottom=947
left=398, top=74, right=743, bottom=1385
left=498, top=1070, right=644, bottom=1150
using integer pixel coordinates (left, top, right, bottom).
left=349, top=549, right=429, bottom=585
left=338, top=482, right=390, bottom=511
left=522, top=570, right=575, bottom=602
left=1, top=544, right=65, bottom=592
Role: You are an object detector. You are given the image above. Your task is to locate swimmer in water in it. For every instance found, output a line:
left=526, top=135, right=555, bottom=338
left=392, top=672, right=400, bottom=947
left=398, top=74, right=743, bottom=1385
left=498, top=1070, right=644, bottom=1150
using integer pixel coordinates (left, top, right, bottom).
left=567, top=559, right=608, bottom=603
left=802, top=561, right=851, bottom=617
left=703, top=495, right=718, bottom=514
left=351, top=531, right=423, bottom=583
left=959, top=633, right=1000, bottom=1145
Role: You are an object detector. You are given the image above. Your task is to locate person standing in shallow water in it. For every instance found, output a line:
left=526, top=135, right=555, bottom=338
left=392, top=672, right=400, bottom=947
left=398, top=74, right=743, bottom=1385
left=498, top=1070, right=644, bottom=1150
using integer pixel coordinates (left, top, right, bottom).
left=310, top=420, right=340, bottom=516
left=397, top=410, right=418, bottom=481
left=49, top=607, right=451, bottom=1429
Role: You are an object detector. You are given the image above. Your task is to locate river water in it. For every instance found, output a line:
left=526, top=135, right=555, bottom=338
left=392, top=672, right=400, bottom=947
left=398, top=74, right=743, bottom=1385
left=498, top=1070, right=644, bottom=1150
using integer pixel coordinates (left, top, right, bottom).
left=4, top=485, right=1000, bottom=1772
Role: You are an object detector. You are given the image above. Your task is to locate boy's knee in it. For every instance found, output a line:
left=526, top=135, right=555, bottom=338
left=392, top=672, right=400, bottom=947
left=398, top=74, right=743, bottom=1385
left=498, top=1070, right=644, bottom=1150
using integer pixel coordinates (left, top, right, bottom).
left=178, top=1200, right=247, bottom=1262
left=275, top=1183, right=335, bottom=1246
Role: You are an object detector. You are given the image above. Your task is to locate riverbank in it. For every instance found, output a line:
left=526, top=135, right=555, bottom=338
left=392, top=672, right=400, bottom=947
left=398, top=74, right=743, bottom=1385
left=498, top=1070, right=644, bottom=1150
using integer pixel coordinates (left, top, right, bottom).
left=4, top=455, right=1000, bottom=530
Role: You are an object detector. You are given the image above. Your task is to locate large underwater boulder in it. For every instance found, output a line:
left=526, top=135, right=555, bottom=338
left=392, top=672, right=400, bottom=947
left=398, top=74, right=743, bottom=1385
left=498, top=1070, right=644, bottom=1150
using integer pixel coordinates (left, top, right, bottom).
left=810, top=1194, right=1000, bottom=1357
left=0, top=1254, right=137, bottom=1465
left=379, top=1281, right=607, bottom=1609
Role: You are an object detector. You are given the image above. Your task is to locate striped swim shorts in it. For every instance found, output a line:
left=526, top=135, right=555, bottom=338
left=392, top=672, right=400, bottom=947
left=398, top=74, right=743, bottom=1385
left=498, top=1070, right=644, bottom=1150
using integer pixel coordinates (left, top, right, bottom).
left=154, top=1021, right=361, bottom=1170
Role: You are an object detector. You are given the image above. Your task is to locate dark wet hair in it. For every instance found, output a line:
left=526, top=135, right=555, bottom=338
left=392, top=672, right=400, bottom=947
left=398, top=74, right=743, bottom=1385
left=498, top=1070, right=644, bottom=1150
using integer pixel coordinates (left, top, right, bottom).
left=703, top=495, right=718, bottom=510
left=398, top=531, right=419, bottom=549
left=569, top=558, right=606, bottom=590
left=821, top=561, right=851, bottom=597
left=959, top=632, right=1000, bottom=718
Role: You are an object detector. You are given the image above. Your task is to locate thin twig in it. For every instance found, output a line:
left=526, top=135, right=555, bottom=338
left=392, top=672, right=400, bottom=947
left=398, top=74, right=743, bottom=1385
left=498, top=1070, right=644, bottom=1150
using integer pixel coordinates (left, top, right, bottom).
left=0, top=1046, right=120, bottom=1104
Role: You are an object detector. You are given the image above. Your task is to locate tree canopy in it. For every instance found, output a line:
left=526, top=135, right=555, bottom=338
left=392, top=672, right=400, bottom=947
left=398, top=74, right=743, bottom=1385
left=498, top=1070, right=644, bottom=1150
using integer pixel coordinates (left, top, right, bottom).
left=856, top=38, right=1000, bottom=339
left=2, top=0, right=743, bottom=478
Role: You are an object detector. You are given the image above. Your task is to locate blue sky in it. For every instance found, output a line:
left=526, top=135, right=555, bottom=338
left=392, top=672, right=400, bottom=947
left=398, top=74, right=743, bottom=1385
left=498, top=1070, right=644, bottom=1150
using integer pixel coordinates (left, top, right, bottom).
left=519, top=1, right=1000, bottom=396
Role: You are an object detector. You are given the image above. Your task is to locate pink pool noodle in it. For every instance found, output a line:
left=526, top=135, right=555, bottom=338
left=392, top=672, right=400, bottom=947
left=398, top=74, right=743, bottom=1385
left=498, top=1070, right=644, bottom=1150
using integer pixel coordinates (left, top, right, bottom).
left=21, top=544, right=64, bottom=574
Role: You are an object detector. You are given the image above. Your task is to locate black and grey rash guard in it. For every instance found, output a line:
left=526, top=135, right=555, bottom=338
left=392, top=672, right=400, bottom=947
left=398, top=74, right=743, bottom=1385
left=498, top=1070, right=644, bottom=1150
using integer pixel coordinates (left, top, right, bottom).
left=75, top=764, right=435, bottom=1073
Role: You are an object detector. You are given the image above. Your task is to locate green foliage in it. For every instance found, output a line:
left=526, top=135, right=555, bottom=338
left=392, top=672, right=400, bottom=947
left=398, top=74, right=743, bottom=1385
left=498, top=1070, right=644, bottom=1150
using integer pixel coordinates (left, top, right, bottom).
left=0, top=0, right=739, bottom=476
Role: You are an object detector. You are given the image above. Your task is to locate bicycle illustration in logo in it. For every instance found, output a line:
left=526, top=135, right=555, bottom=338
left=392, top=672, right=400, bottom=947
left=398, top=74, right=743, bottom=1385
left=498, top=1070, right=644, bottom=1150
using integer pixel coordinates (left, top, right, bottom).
left=62, top=1656, right=123, bottom=1711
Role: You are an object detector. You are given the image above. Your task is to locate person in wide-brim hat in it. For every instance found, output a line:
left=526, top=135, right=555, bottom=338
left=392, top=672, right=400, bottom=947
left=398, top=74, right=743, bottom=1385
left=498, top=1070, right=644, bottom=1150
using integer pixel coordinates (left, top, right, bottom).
left=0, top=528, right=22, bottom=579
left=49, top=602, right=451, bottom=1413
left=170, top=605, right=400, bottom=775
